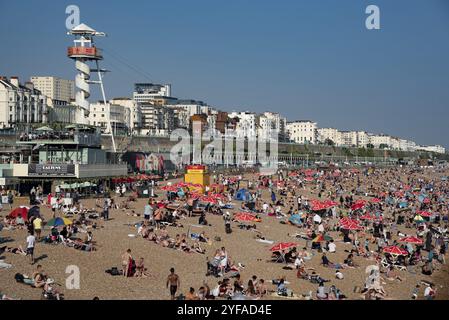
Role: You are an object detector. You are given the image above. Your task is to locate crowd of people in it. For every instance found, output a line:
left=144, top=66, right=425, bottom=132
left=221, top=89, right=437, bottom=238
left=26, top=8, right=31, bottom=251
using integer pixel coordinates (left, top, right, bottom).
left=1, top=162, right=448, bottom=300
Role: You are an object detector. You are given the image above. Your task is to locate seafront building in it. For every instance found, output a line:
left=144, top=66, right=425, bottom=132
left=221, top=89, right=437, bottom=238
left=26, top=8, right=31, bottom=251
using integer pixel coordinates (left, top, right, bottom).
left=0, top=76, right=48, bottom=129
left=286, top=120, right=318, bottom=144
left=30, top=76, right=75, bottom=106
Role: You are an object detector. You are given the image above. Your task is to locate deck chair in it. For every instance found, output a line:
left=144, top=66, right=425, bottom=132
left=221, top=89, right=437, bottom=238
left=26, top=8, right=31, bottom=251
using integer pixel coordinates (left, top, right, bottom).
left=272, top=251, right=286, bottom=263
left=59, top=236, right=73, bottom=247
left=393, top=263, right=407, bottom=271
left=380, top=258, right=391, bottom=269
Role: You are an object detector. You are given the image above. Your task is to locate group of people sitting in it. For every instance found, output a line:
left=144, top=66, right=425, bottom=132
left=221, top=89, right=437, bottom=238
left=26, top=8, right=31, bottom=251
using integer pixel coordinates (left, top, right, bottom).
left=43, top=225, right=96, bottom=252
left=207, top=274, right=268, bottom=299
left=138, top=223, right=207, bottom=254
left=14, top=264, right=63, bottom=300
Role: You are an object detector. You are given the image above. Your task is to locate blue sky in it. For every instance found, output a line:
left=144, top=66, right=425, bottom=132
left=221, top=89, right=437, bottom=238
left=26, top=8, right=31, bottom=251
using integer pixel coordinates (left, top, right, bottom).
left=1, top=0, right=448, bottom=148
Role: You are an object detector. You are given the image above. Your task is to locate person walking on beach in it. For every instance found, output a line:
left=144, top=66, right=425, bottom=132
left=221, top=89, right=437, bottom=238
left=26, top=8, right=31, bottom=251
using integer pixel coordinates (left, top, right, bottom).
left=144, top=199, right=154, bottom=223
left=166, top=267, right=180, bottom=300
left=7, top=190, right=13, bottom=209
left=26, top=231, right=36, bottom=265
left=33, top=216, right=42, bottom=241
left=103, top=199, right=110, bottom=221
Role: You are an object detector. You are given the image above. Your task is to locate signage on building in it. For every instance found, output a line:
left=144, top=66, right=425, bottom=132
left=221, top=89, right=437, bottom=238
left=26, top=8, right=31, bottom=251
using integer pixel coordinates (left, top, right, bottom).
left=186, top=164, right=206, bottom=174
left=28, top=164, right=76, bottom=176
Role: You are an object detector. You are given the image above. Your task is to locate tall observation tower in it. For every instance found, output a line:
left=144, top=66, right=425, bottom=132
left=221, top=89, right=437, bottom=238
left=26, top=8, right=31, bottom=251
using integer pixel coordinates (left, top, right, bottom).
left=67, top=23, right=116, bottom=152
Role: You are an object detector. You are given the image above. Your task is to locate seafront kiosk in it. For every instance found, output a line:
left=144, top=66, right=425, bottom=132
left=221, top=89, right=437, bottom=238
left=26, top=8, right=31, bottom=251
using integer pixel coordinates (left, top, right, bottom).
left=184, top=165, right=210, bottom=191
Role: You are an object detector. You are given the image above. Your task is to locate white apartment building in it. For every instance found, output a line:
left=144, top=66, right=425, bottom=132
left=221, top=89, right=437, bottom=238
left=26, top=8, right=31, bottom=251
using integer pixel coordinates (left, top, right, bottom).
left=369, top=134, right=394, bottom=149
left=133, top=83, right=171, bottom=103
left=228, top=111, right=257, bottom=138
left=341, top=131, right=358, bottom=147
left=390, top=137, right=401, bottom=150
left=417, top=145, right=446, bottom=154
left=399, top=139, right=417, bottom=152
left=139, top=104, right=174, bottom=136
left=167, top=100, right=204, bottom=117
left=318, top=129, right=369, bottom=147
left=110, top=98, right=142, bottom=133
left=88, top=102, right=131, bottom=134
left=30, top=76, right=75, bottom=105
left=0, top=77, right=47, bottom=129
left=357, top=131, right=370, bottom=148
left=203, top=108, right=219, bottom=136
left=287, top=120, right=317, bottom=144
left=318, top=128, right=342, bottom=145
left=171, top=107, right=191, bottom=130
left=257, top=112, right=286, bottom=141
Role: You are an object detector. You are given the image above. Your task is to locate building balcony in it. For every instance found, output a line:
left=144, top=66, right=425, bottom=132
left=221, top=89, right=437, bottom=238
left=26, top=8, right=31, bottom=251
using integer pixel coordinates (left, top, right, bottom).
left=16, top=131, right=101, bottom=147
left=67, top=46, right=103, bottom=60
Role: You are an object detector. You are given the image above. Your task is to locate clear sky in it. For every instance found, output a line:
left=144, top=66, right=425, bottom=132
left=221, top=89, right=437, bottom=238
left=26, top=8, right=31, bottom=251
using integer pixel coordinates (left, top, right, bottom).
left=1, top=0, right=448, bottom=148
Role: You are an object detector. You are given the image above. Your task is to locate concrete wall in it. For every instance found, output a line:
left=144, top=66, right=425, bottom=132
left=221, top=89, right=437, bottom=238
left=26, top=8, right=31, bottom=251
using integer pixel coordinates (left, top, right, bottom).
left=99, top=135, right=449, bottom=161
left=77, top=164, right=128, bottom=178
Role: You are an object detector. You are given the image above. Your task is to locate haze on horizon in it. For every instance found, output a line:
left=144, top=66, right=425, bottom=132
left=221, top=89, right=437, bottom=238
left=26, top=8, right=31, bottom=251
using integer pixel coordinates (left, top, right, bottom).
left=0, top=0, right=448, bottom=148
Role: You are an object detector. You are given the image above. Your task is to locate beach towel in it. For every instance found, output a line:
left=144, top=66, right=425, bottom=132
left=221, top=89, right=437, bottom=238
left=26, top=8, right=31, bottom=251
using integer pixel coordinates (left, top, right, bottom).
left=0, top=260, right=12, bottom=269
left=256, top=239, right=274, bottom=244
left=270, top=292, right=301, bottom=300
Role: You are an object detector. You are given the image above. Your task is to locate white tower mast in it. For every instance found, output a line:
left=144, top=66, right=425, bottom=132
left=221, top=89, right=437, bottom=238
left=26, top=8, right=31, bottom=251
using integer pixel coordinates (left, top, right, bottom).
left=67, top=23, right=116, bottom=152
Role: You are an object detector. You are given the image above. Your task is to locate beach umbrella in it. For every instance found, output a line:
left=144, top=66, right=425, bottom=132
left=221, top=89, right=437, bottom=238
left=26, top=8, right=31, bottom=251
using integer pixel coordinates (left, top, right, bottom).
left=35, top=126, right=53, bottom=132
left=81, top=181, right=96, bottom=188
left=311, top=202, right=327, bottom=211
left=399, top=236, right=423, bottom=245
left=289, top=214, right=302, bottom=226
left=340, top=219, right=362, bottom=231
left=46, top=217, right=73, bottom=227
left=28, top=206, right=41, bottom=219
left=383, top=246, right=408, bottom=256
left=234, top=212, right=261, bottom=222
left=161, top=185, right=178, bottom=192
left=200, top=196, right=218, bottom=204
left=370, top=198, right=381, bottom=203
left=304, top=169, right=316, bottom=176
left=351, top=203, right=365, bottom=211
left=417, top=211, right=432, bottom=217
left=414, top=215, right=425, bottom=222
left=359, top=213, right=374, bottom=221
left=398, top=202, right=408, bottom=209
left=312, top=234, right=333, bottom=243
left=323, top=200, right=338, bottom=207
left=8, top=207, right=29, bottom=221
left=339, top=217, right=353, bottom=225
left=270, top=242, right=297, bottom=252
left=395, top=191, right=405, bottom=197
